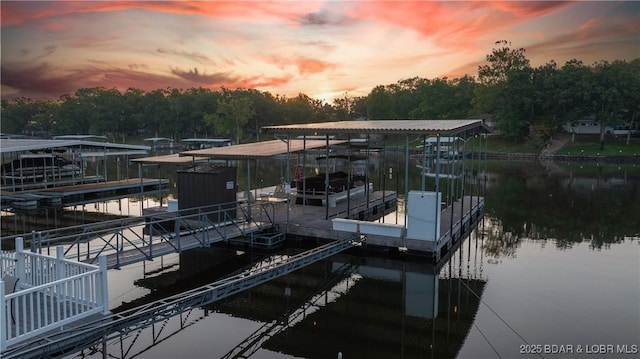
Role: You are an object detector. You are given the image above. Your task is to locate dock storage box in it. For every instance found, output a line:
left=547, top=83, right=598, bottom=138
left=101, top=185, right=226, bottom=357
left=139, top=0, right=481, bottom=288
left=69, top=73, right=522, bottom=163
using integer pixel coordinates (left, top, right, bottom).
left=177, top=164, right=237, bottom=222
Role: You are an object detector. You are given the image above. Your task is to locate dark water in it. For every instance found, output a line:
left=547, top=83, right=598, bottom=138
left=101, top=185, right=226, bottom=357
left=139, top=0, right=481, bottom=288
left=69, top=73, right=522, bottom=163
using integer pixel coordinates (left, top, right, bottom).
left=41, top=159, right=640, bottom=358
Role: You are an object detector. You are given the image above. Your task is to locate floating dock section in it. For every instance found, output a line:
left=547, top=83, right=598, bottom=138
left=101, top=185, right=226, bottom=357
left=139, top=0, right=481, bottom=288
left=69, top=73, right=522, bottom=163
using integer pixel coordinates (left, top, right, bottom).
left=333, top=192, right=484, bottom=261
left=0, top=178, right=169, bottom=212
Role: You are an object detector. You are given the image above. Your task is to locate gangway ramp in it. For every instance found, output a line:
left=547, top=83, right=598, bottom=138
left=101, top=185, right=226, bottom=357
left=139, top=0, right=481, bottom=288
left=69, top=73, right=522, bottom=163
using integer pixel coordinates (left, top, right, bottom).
left=1, top=235, right=361, bottom=359
left=19, top=201, right=277, bottom=269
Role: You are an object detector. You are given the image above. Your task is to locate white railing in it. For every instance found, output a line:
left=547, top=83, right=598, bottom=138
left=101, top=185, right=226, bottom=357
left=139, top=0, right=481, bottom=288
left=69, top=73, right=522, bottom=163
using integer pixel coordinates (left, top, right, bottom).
left=1, top=237, right=109, bottom=353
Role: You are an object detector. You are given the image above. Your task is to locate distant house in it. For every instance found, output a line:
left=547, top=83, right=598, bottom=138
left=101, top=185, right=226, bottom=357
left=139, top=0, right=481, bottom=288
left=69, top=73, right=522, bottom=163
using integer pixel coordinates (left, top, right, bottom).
left=467, top=114, right=498, bottom=135
left=563, top=115, right=601, bottom=135
left=564, top=115, right=639, bottom=136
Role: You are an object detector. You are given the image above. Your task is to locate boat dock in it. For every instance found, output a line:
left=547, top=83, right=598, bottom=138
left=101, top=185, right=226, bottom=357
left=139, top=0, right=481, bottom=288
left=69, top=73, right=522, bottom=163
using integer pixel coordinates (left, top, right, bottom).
left=0, top=178, right=169, bottom=212
left=2, top=119, right=491, bottom=357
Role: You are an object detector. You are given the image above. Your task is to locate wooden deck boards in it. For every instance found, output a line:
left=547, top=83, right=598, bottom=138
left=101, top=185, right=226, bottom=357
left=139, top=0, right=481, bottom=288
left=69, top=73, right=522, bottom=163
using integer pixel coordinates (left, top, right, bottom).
left=270, top=190, right=398, bottom=240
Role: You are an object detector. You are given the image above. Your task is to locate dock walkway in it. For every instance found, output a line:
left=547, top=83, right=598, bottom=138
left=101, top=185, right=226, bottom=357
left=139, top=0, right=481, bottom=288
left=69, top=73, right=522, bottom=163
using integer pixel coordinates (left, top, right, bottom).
left=1, top=178, right=169, bottom=211
left=97, top=220, right=267, bottom=269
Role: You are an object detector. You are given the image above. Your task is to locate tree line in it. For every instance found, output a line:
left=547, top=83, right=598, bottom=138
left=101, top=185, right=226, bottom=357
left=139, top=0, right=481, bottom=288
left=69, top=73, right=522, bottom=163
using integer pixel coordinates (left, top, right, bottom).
left=2, top=41, right=639, bottom=145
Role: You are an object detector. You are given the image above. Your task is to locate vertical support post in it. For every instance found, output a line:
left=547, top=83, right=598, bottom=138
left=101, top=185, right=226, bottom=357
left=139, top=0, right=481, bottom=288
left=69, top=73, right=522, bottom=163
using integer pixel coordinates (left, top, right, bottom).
left=0, top=279, right=6, bottom=352
left=253, top=159, right=258, bottom=207
left=31, top=230, right=36, bottom=253
left=435, top=135, right=441, bottom=193
left=404, top=135, right=409, bottom=230
left=148, top=221, right=154, bottom=259
left=302, top=136, right=307, bottom=213
left=460, top=132, right=467, bottom=223
left=103, top=144, right=108, bottom=183
left=38, top=232, right=43, bottom=255
left=173, top=217, right=181, bottom=251
left=435, top=135, right=442, bottom=244
left=246, top=159, right=252, bottom=221
left=380, top=135, right=386, bottom=222
left=285, top=135, right=291, bottom=233
left=325, top=135, right=330, bottom=220
left=56, top=245, right=65, bottom=281
left=421, top=134, right=427, bottom=191
left=346, top=134, right=352, bottom=217
left=365, top=134, right=370, bottom=207
left=139, top=163, right=144, bottom=215
left=98, top=255, right=110, bottom=314
left=472, top=132, right=477, bottom=212
left=15, top=237, right=25, bottom=284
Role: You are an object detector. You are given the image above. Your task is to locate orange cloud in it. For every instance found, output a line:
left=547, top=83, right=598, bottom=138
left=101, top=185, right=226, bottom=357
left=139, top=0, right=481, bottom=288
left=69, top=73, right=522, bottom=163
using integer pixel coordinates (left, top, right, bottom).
left=1, top=1, right=322, bottom=27
left=245, top=75, right=293, bottom=89
left=295, top=57, right=336, bottom=75
left=268, top=55, right=336, bottom=76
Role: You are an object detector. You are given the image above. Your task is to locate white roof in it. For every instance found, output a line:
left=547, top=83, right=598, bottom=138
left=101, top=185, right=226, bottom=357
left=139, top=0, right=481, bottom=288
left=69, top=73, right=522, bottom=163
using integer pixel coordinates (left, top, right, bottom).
left=0, top=139, right=150, bottom=154
left=181, top=138, right=231, bottom=143
left=52, top=135, right=107, bottom=140
left=143, top=137, right=174, bottom=142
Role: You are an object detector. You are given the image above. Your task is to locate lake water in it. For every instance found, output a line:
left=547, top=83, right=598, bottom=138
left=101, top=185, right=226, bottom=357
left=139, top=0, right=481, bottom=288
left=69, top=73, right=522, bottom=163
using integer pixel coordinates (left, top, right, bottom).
left=7, top=158, right=638, bottom=358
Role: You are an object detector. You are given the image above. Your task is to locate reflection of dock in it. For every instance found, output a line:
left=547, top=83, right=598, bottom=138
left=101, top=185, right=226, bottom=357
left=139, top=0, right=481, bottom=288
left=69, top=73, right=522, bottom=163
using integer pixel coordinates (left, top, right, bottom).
left=0, top=178, right=169, bottom=212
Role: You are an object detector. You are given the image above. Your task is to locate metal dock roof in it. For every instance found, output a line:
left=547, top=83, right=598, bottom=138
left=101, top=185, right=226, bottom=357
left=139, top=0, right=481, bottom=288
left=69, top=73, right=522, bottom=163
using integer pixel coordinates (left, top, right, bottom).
left=130, top=154, right=205, bottom=164
left=262, top=119, right=490, bottom=135
left=176, top=139, right=346, bottom=160
left=0, top=139, right=150, bottom=154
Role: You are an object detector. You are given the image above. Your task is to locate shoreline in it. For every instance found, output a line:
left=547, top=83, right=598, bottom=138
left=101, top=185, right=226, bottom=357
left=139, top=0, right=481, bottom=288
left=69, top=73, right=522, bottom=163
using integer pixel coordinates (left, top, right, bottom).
left=475, top=152, right=640, bottom=164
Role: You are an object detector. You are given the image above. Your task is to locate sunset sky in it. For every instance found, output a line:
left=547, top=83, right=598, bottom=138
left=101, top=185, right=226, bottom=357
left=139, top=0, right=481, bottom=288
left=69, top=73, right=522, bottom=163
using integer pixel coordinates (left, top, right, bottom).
left=1, top=1, right=639, bottom=103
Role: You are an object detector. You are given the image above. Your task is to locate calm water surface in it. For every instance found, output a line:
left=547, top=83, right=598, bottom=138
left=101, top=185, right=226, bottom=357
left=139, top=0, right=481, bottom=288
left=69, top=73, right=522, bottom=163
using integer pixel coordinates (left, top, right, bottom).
left=36, top=159, right=640, bottom=358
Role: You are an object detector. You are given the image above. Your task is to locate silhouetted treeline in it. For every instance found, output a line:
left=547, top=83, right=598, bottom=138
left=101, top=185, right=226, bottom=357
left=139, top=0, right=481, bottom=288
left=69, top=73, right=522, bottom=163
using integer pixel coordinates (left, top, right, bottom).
left=2, top=41, right=639, bottom=142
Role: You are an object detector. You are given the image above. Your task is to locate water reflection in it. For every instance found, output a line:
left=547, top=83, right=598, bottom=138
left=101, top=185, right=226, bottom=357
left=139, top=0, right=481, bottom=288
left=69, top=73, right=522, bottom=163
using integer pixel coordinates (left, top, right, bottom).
left=71, top=229, right=486, bottom=359
left=482, top=161, right=639, bottom=250
left=4, top=158, right=637, bottom=358
left=256, top=248, right=486, bottom=359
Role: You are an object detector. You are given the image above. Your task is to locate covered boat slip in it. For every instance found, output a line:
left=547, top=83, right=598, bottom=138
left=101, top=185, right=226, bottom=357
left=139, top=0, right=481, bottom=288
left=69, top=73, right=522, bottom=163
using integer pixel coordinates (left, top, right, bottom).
left=261, top=119, right=490, bottom=257
left=134, top=119, right=490, bottom=257
left=0, top=139, right=165, bottom=213
left=0, top=139, right=150, bottom=192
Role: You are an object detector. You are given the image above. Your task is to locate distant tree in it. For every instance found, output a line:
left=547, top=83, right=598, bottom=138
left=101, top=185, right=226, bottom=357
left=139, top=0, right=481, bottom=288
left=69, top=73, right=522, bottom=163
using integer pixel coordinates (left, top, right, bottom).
left=621, top=59, right=640, bottom=145
left=280, top=94, right=316, bottom=124
left=592, top=60, right=640, bottom=147
left=366, top=85, right=396, bottom=119
left=332, top=93, right=355, bottom=120
left=141, top=89, right=172, bottom=137
left=244, top=89, right=281, bottom=140
left=204, top=91, right=255, bottom=144
left=1, top=97, right=57, bottom=135
left=389, top=77, right=424, bottom=118
left=473, top=40, right=532, bottom=138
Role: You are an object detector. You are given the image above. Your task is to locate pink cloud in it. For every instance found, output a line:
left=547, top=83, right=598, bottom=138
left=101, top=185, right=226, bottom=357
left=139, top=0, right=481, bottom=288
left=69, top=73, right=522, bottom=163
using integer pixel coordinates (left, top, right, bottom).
left=347, top=1, right=572, bottom=49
